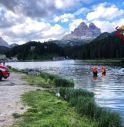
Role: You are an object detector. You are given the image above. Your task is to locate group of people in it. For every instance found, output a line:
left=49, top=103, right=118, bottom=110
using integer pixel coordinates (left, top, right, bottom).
left=92, top=66, right=106, bottom=77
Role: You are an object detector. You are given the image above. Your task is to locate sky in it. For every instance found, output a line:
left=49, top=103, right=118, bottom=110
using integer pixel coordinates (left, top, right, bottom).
left=0, top=0, right=124, bottom=44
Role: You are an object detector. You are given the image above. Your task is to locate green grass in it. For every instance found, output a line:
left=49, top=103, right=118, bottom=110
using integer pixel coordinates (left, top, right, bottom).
left=59, top=88, right=123, bottom=127
left=23, top=72, right=74, bottom=88
left=12, top=91, right=97, bottom=127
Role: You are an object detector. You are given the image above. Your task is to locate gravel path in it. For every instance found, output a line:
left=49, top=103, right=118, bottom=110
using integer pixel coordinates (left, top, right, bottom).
left=0, top=72, right=42, bottom=127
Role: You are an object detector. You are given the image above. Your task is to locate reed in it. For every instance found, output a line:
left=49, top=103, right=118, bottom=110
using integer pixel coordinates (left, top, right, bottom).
left=59, top=88, right=123, bottom=127
left=39, top=73, right=74, bottom=87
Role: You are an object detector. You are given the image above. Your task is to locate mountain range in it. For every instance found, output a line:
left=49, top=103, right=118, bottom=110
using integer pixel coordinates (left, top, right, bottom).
left=0, top=37, right=9, bottom=47
left=0, top=22, right=101, bottom=49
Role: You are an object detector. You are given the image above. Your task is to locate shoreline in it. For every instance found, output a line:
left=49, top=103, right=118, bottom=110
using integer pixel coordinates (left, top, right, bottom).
left=10, top=68, right=123, bottom=127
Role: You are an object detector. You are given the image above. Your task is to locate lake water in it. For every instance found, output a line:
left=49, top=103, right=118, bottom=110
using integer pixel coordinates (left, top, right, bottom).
left=6, top=60, right=124, bottom=122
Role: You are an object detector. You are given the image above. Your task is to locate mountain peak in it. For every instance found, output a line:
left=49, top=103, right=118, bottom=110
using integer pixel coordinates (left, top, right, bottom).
left=63, top=22, right=101, bottom=40
left=89, top=23, right=97, bottom=28
left=0, top=37, right=10, bottom=48
left=79, top=22, right=88, bottom=28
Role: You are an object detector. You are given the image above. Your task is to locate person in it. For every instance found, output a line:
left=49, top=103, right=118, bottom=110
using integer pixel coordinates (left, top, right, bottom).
left=92, top=66, right=98, bottom=77
left=3, top=60, right=5, bottom=66
left=101, top=66, right=106, bottom=75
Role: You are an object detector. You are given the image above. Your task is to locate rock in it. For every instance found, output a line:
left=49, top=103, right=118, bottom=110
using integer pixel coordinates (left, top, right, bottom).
left=63, top=22, right=101, bottom=40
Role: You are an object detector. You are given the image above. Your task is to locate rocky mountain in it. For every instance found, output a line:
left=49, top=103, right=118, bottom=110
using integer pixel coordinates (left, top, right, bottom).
left=0, top=37, right=9, bottom=47
left=92, top=32, right=110, bottom=42
left=63, top=22, right=101, bottom=40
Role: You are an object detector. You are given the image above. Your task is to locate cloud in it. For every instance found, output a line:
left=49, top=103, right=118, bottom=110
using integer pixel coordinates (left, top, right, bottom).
left=0, top=0, right=93, bottom=19
left=54, top=0, right=78, bottom=9
left=87, top=3, right=124, bottom=21
left=74, top=7, right=89, bottom=16
left=0, top=0, right=124, bottom=44
left=0, top=17, right=66, bottom=44
left=11, top=18, right=51, bottom=35
left=92, top=20, right=115, bottom=32
left=0, top=5, right=21, bottom=28
left=54, top=7, right=89, bottom=23
left=0, top=0, right=56, bottom=18
left=42, top=24, right=66, bottom=39
left=0, top=0, right=81, bottom=19
left=92, top=18, right=124, bottom=33
left=54, top=13, right=75, bottom=23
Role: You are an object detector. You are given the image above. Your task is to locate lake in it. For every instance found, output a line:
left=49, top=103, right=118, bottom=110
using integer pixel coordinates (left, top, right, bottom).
left=6, top=60, right=124, bottom=122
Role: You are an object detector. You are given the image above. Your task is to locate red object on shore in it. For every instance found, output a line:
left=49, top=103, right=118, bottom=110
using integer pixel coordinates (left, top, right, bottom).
left=0, top=65, right=10, bottom=81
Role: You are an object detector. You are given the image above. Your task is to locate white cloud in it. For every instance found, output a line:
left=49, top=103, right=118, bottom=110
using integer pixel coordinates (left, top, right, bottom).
left=11, top=18, right=50, bottom=35
left=0, top=3, right=67, bottom=44
left=87, top=3, right=124, bottom=21
left=0, top=17, right=66, bottom=44
left=74, top=8, right=89, bottom=16
left=54, top=7, right=89, bottom=23
left=92, top=20, right=114, bottom=32
left=0, top=5, right=21, bottom=27
left=54, top=13, right=75, bottom=22
left=92, top=19, right=124, bottom=33
left=54, top=0, right=80, bottom=9
left=42, top=24, right=66, bottom=38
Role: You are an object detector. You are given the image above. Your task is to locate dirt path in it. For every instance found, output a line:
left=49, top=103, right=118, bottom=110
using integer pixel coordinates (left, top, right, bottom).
left=0, top=72, right=42, bottom=127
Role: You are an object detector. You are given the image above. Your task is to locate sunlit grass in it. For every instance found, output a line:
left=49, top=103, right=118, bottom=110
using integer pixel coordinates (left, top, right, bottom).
left=12, top=91, right=97, bottom=127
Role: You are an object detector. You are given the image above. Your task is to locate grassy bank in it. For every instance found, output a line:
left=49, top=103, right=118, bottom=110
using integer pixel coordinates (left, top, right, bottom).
left=13, top=91, right=97, bottom=127
left=10, top=68, right=123, bottom=127
left=23, top=72, right=74, bottom=88
left=59, top=88, right=123, bottom=127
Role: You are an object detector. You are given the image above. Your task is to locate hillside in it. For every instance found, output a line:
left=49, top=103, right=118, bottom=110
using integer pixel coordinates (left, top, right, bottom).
left=0, top=46, right=9, bottom=54
left=63, top=31, right=124, bottom=59
left=6, top=41, right=64, bottom=60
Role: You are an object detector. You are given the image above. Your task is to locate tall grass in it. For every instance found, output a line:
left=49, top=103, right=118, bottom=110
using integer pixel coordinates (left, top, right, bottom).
left=23, top=72, right=74, bottom=88
left=13, top=91, right=97, bottom=127
left=59, top=88, right=123, bottom=127
left=40, top=72, right=74, bottom=87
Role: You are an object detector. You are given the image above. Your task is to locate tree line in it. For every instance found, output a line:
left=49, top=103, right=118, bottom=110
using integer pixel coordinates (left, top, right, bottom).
left=6, top=33, right=124, bottom=60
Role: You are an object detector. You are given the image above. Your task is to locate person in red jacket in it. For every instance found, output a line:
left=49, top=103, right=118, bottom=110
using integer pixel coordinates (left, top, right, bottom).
left=92, top=66, right=98, bottom=77
left=101, top=66, right=106, bottom=75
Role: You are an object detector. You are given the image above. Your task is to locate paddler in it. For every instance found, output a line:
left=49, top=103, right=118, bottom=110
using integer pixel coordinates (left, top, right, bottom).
left=92, top=66, right=98, bottom=77
left=101, top=66, right=106, bottom=75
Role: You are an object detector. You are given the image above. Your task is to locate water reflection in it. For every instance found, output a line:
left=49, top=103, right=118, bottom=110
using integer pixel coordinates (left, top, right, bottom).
left=6, top=60, right=124, bottom=122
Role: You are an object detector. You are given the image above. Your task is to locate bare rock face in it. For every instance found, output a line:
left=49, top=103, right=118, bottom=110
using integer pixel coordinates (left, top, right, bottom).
left=63, top=22, right=101, bottom=40
left=0, top=37, right=9, bottom=47
left=89, top=23, right=101, bottom=38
